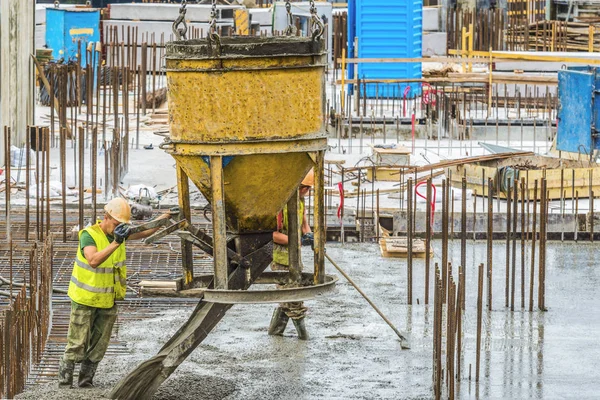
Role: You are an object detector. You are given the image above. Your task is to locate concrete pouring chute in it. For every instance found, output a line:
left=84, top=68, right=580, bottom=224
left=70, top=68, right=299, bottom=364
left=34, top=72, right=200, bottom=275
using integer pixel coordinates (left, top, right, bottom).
left=109, top=9, right=335, bottom=400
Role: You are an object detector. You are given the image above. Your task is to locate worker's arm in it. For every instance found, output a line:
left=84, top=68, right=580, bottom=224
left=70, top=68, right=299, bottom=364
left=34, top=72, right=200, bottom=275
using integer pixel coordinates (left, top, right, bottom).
left=273, top=231, right=288, bottom=245
left=128, top=213, right=171, bottom=241
left=83, top=242, right=121, bottom=269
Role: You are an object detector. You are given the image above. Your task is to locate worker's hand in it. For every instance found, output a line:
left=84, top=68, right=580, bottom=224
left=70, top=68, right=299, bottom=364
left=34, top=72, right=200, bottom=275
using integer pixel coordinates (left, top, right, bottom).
left=114, top=223, right=132, bottom=244
left=301, top=232, right=314, bottom=248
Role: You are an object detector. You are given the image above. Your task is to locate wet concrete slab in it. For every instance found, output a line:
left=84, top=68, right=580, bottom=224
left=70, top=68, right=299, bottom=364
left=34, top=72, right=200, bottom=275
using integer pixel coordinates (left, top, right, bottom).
left=17, top=241, right=600, bottom=399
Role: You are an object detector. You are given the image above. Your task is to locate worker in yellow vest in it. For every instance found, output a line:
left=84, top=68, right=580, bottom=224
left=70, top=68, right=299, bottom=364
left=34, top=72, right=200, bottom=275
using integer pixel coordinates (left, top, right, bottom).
left=269, top=170, right=315, bottom=340
left=58, top=198, right=169, bottom=389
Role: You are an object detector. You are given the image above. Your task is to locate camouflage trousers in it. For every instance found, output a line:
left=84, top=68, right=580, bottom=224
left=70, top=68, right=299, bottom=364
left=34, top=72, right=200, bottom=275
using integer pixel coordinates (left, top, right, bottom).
left=62, top=301, right=118, bottom=364
left=271, top=262, right=307, bottom=320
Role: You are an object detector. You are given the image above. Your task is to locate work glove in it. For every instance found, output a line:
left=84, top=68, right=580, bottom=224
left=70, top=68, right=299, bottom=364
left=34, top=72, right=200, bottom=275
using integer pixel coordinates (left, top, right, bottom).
left=114, top=223, right=132, bottom=244
left=301, top=232, right=314, bottom=248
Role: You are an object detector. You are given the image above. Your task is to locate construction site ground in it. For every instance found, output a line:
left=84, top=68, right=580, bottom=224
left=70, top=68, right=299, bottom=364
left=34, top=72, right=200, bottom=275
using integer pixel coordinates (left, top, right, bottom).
left=13, top=239, right=600, bottom=399
left=3, top=105, right=597, bottom=398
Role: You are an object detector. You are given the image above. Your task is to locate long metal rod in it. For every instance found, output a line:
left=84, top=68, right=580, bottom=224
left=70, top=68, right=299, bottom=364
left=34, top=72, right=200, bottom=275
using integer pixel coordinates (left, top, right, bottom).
left=325, top=253, right=410, bottom=348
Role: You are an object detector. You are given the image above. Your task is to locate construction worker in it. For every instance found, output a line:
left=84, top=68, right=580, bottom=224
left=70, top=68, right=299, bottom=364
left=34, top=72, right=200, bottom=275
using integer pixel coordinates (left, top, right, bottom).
left=58, top=198, right=169, bottom=388
left=268, top=170, right=315, bottom=340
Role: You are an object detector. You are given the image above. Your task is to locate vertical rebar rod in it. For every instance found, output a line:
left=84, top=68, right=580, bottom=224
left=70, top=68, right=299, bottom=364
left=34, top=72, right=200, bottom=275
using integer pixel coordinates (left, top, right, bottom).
left=4, top=127, right=11, bottom=243
left=529, top=179, right=537, bottom=312
left=35, top=128, right=40, bottom=241
left=476, top=262, right=484, bottom=382
left=505, top=181, right=511, bottom=308
left=40, top=128, right=45, bottom=240
left=520, top=177, right=526, bottom=308
left=442, top=179, right=448, bottom=303
left=425, top=178, right=432, bottom=305
left=45, top=128, right=51, bottom=239
left=511, top=178, right=517, bottom=311
left=92, top=127, right=98, bottom=223
left=487, top=178, right=493, bottom=310
left=461, top=177, right=467, bottom=271
left=61, top=127, right=67, bottom=243
left=407, top=178, right=413, bottom=305
left=25, top=126, right=31, bottom=242
left=538, top=178, right=547, bottom=311
left=457, top=265, right=464, bottom=380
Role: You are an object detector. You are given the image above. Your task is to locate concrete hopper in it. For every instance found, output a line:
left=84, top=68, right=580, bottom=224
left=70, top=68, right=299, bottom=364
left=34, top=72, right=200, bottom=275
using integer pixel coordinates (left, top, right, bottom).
left=161, top=36, right=328, bottom=232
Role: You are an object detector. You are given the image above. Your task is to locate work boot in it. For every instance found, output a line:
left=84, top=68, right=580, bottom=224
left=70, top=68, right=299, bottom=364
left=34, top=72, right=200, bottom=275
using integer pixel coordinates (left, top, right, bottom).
left=58, top=358, right=75, bottom=388
left=268, top=307, right=289, bottom=336
left=292, top=318, right=309, bottom=340
left=78, top=360, right=99, bottom=388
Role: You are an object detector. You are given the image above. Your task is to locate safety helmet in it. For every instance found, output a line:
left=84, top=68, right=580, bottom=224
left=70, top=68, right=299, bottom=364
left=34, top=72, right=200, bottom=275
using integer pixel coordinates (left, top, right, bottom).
left=301, top=169, right=314, bottom=187
left=104, top=197, right=132, bottom=224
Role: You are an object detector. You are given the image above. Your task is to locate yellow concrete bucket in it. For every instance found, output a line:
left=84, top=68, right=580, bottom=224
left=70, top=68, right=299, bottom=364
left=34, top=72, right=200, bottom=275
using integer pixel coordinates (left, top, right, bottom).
left=162, top=36, right=328, bottom=232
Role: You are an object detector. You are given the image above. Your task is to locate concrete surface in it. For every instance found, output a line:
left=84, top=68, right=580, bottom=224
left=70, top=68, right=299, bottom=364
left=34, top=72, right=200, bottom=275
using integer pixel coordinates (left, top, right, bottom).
left=15, top=241, right=600, bottom=399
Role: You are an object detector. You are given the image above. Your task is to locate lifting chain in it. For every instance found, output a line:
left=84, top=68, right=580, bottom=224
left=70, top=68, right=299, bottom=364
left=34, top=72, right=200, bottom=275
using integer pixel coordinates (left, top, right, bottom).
left=284, top=0, right=297, bottom=36
left=309, top=0, right=324, bottom=40
left=172, top=0, right=188, bottom=41
left=208, top=0, right=222, bottom=56
left=209, top=0, right=218, bottom=35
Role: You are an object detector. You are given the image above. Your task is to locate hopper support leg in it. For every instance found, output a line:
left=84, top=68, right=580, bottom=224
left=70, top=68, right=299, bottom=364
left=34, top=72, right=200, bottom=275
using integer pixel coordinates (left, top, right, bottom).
left=287, top=191, right=301, bottom=283
left=313, top=150, right=326, bottom=284
left=177, top=164, right=194, bottom=289
left=108, top=241, right=274, bottom=400
left=210, top=155, right=229, bottom=289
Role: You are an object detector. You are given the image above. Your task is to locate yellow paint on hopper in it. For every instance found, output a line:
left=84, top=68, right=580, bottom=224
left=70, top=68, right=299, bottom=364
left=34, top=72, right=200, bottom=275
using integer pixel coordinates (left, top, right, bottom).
left=167, top=61, right=324, bottom=143
left=69, top=28, right=94, bottom=36
left=175, top=153, right=313, bottom=231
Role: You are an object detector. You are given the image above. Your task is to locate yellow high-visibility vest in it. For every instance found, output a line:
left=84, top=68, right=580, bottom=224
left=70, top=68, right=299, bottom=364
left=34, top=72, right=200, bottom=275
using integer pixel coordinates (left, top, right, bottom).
left=273, top=201, right=305, bottom=266
left=67, top=222, right=127, bottom=308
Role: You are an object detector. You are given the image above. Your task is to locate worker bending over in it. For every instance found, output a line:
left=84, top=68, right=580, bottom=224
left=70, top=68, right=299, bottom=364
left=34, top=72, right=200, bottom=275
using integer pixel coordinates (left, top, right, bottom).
left=269, top=170, right=315, bottom=340
left=58, top=198, right=169, bottom=388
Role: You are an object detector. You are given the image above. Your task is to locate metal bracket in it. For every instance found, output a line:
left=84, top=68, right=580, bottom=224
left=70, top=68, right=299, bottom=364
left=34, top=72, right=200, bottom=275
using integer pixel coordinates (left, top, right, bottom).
left=144, top=220, right=189, bottom=244
left=177, top=230, right=251, bottom=269
left=128, top=217, right=173, bottom=235
left=203, top=273, right=337, bottom=304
